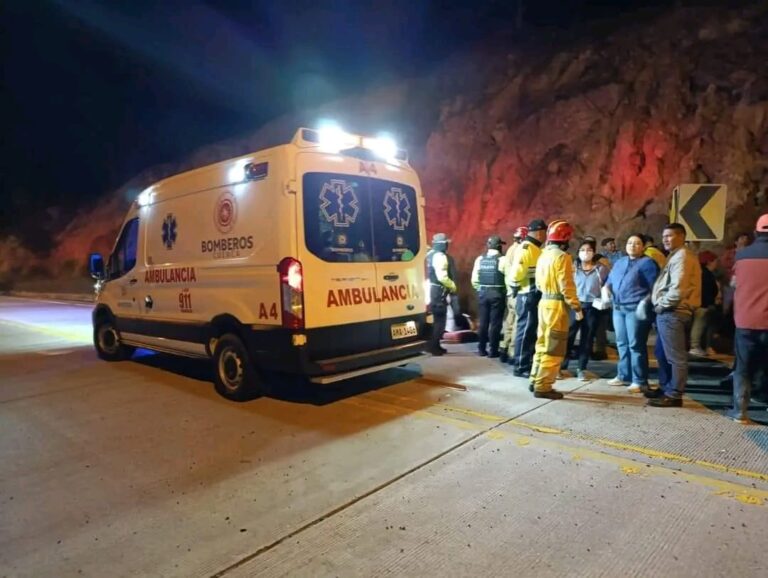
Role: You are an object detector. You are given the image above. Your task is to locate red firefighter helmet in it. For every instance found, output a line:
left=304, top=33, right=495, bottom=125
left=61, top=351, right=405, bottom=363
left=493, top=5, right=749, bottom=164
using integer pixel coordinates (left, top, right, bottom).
left=513, top=226, right=528, bottom=241
left=546, top=219, right=574, bottom=243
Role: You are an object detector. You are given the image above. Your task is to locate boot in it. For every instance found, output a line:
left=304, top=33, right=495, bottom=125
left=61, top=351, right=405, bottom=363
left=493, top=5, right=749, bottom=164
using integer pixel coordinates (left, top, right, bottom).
left=534, top=390, right=564, bottom=400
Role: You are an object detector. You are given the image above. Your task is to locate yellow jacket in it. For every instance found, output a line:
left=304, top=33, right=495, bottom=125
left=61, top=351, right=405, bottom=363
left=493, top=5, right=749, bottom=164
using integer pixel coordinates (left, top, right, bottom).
left=535, top=244, right=581, bottom=312
left=645, top=246, right=667, bottom=270
left=509, top=239, right=542, bottom=294
left=504, top=242, right=520, bottom=290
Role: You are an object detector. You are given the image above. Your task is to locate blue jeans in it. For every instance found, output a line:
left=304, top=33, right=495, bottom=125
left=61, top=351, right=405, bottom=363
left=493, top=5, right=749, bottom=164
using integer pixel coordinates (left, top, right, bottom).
left=655, top=311, right=692, bottom=399
left=731, top=328, right=768, bottom=419
left=613, top=304, right=651, bottom=385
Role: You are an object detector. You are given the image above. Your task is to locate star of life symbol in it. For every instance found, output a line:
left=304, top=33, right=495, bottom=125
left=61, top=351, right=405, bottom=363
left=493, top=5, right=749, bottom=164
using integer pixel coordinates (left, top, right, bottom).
left=319, top=180, right=359, bottom=228
left=383, top=188, right=412, bottom=231
left=162, top=213, right=177, bottom=249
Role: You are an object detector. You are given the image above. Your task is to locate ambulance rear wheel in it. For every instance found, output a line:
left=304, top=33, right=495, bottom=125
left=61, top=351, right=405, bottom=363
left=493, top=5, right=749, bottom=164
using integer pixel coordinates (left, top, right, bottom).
left=213, top=333, right=262, bottom=401
left=94, top=319, right=135, bottom=361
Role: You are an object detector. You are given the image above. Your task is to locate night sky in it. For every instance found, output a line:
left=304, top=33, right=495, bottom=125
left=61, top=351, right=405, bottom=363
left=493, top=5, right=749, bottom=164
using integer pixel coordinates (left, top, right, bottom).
left=2, top=0, right=699, bottom=246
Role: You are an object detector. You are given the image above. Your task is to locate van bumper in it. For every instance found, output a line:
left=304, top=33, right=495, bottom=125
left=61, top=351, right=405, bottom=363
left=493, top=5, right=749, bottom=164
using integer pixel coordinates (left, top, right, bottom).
left=243, top=328, right=428, bottom=380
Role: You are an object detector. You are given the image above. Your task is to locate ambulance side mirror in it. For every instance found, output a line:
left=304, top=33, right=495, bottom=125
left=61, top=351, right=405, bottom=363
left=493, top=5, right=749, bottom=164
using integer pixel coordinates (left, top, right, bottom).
left=89, top=253, right=105, bottom=280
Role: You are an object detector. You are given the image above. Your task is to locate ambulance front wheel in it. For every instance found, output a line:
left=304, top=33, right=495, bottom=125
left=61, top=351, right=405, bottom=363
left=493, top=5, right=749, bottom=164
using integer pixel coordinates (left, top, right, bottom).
left=94, top=319, right=135, bottom=361
left=213, top=333, right=262, bottom=401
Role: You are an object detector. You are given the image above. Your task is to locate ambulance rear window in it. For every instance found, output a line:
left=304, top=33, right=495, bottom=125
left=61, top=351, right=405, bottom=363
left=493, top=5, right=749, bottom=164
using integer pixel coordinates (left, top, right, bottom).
left=303, top=172, right=420, bottom=263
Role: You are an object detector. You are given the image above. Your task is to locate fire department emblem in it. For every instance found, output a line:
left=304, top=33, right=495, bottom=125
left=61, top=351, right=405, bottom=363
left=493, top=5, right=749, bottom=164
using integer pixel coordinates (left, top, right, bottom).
left=319, top=179, right=359, bottom=227
left=214, top=191, right=237, bottom=234
left=383, top=188, right=412, bottom=231
left=162, top=213, right=177, bottom=249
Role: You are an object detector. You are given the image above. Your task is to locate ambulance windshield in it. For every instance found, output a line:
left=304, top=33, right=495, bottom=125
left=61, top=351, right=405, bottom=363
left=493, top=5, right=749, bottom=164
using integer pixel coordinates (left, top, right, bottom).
left=302, top=172, right=420, bottom=263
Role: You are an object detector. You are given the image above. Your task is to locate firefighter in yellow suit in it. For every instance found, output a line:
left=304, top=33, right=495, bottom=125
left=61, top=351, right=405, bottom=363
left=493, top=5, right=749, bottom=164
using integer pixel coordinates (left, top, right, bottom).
left=530, top=220, right=582, bottom=399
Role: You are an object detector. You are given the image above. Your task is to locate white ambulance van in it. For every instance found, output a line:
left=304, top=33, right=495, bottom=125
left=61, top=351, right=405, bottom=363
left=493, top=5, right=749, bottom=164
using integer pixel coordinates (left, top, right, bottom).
left=89, top=127, right=430, bottom=400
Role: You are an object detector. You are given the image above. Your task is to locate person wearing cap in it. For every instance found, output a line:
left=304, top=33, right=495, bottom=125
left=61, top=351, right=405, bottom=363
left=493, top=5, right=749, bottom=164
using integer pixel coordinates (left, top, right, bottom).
left=509, top=218, right=548, bottom=376
left=471, top=235, right=508, bottom=357
left=689, top=250, right=720, bottom=357
left=426, top=233, right=457, bottom=356
left=529, top=219, right=581, bottom=399
left=728, top=214, right=768, bottom=424
left=499, top=226, right=528, bottom=363
left=646, top=223, right=701, bottom=407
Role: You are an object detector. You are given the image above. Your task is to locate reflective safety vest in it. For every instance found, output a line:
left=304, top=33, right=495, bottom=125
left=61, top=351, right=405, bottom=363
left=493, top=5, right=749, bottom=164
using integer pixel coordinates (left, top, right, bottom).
left=477, top=254, right=505, bottom=287
left=426, top=250, right=440, bottom=284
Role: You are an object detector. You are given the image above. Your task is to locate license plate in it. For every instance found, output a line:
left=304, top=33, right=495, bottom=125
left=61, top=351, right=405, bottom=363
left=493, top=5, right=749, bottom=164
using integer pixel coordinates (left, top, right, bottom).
left=390, top=321, right=417, bottom=340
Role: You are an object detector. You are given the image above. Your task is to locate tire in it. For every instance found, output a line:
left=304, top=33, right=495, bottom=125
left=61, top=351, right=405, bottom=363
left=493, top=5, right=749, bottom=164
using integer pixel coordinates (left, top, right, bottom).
left=212, top=333, right=262, bottom=401
left=94, top=319, right=135, bottom=361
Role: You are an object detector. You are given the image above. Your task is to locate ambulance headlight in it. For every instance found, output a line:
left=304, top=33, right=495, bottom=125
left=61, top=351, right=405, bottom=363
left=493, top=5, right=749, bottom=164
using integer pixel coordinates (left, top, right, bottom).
left=317, top=125, right=358, bottom=152
left=363, top=136, right=398, bottom=160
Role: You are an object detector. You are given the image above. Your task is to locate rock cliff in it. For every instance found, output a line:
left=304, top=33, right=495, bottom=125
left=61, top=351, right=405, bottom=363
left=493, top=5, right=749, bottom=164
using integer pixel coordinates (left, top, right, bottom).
left=3, top=4, right=766, bottom=298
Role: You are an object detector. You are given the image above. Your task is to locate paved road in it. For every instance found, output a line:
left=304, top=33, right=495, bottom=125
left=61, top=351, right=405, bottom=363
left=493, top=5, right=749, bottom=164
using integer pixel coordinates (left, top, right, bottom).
left=1, top=296, right=766, bottom=577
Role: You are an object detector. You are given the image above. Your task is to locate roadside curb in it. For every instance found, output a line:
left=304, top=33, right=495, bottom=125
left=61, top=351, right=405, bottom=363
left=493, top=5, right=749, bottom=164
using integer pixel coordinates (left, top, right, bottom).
left=3, top=291, right=95, bottom=304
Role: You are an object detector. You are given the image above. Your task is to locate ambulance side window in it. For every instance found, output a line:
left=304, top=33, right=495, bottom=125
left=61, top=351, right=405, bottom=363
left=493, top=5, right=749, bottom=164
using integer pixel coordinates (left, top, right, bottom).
left=108, top=218, right=139, bottom=279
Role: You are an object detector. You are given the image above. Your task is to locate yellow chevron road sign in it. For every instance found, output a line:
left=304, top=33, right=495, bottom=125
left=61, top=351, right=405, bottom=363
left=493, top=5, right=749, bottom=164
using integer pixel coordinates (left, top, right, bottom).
left=670, top=184, right=727, bottom=241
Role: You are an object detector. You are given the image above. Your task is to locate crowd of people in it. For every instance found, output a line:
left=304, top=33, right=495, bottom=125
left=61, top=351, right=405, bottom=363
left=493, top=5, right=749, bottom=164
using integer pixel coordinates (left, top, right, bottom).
left=425, top=214, right=768, bottom=425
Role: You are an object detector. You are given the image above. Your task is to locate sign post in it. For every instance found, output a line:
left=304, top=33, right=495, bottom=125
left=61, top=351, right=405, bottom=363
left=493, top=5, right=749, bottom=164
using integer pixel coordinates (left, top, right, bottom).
left=670, top=184, right=727, bottom=241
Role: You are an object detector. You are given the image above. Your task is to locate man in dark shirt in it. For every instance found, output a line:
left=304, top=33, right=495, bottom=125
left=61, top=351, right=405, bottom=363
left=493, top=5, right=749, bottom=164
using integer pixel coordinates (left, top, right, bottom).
left=689, top=250, right=720, bottom=356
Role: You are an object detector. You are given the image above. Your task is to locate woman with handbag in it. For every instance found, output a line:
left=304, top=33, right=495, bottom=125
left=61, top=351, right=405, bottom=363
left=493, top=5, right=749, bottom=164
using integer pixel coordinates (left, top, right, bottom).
left=604, top=234, right=660, bottom=392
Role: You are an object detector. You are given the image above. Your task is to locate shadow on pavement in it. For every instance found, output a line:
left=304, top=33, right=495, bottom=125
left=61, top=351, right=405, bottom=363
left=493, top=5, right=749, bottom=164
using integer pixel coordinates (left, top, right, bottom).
left=130, top=348, right=424, bottom=406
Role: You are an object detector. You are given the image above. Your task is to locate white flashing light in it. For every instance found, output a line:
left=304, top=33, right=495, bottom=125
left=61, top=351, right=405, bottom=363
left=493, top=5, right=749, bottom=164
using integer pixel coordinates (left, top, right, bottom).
left=363, top=136, right=397, bottom=161
left=317, top=123, right=359, bottom=152
left=137, top=188, right=154, bottom=207
left=228, top=159, right=250, bottom=183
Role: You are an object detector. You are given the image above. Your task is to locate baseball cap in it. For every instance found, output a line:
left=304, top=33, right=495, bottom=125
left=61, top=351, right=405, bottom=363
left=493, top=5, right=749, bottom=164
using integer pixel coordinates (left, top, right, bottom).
left=698, top=250, right=717, bottom=266
left=432, top=233, right=450, bottom=243
left=756, top=214, right=768, bottom=232
left=527, top=219, right=547, bottom=231
left=487, top=235, right=507, bottom=247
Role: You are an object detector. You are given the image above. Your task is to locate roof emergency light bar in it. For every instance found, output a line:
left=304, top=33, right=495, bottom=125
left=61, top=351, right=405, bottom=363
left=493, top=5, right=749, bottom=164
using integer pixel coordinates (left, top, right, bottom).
left=296, top=127, right=408, bottom=162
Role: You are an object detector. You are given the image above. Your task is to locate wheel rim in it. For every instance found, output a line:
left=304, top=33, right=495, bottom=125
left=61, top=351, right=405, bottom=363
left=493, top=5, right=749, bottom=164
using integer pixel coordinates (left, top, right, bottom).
left=218, top=348, right=243, bottom=391
left=98, top=324, right=120, bottom=354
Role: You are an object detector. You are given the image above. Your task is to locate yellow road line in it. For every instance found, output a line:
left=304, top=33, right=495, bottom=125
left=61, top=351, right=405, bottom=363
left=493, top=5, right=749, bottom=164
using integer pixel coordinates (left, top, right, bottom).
left=365, top=391, right=768, bottom=483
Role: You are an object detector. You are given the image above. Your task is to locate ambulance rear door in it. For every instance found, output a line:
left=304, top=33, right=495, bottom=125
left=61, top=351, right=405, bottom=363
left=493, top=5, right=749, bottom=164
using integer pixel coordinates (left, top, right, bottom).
left=368, top=174, right=426, bottom=348
left=296, top=155, right=381, bottom=359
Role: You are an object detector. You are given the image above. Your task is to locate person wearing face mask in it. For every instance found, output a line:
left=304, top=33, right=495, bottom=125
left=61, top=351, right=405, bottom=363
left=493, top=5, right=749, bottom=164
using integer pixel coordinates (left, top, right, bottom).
left=604, top=234, right=660, bottom=392
left=560, top=240, right=608, bottom=380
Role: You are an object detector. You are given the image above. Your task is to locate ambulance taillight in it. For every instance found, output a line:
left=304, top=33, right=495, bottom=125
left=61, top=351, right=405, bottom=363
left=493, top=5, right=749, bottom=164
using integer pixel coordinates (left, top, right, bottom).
left=278, top=257, right=304, bottom=329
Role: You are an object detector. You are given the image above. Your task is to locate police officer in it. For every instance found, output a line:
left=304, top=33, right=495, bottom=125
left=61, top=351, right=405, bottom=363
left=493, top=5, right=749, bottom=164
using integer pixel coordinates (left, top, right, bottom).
left=472, top=235, right=507, bottom=357
left=530, top=219, right=581, bottom=399
left=499, top=226, right=528, bottom=363
left=509, top=219, right=548, bottom=376
left=426, top=233, right=457, bottom=356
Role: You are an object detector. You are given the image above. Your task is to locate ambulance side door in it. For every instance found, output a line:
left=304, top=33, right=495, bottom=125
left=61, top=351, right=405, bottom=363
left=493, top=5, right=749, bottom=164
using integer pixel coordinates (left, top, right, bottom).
left=103, top=216, right=141, bottom=320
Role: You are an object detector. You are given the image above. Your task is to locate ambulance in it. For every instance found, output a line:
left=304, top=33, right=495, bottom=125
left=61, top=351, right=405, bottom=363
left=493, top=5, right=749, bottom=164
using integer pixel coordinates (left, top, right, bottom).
left=89, top=127, right=430, bottom=400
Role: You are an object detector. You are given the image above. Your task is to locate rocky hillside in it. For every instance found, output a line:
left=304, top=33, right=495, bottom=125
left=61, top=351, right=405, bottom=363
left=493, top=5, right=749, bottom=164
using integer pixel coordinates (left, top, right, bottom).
left=3, top=3, right=766, bottom=295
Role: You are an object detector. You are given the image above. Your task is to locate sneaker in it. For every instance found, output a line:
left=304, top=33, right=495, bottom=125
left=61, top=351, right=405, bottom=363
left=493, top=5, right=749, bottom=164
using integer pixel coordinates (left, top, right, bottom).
left=534, top=389, right=564, bottom=400
left=577, top=370, right=588, bottom=381
left=477, top=349, right=488, bottom=357
left=688, top=348, right=707, bottom=357
left=607, top=377, right=627, bottom=386
left=627, top=383, right=643, bottom=393
left=499, top=351, right=509, bottom=363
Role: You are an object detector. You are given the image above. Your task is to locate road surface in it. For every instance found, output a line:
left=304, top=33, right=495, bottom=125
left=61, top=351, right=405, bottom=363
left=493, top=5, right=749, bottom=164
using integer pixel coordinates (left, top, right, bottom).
left=1, top=296, right=766, bottom=577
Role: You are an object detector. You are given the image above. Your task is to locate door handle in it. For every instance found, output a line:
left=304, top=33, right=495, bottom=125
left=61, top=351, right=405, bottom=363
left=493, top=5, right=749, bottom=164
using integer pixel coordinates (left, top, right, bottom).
left=129, top=278, right=138, bottom=285
left=383, top=273, right=399, bottom=282
left=144, top=296, right=153, bottom=309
